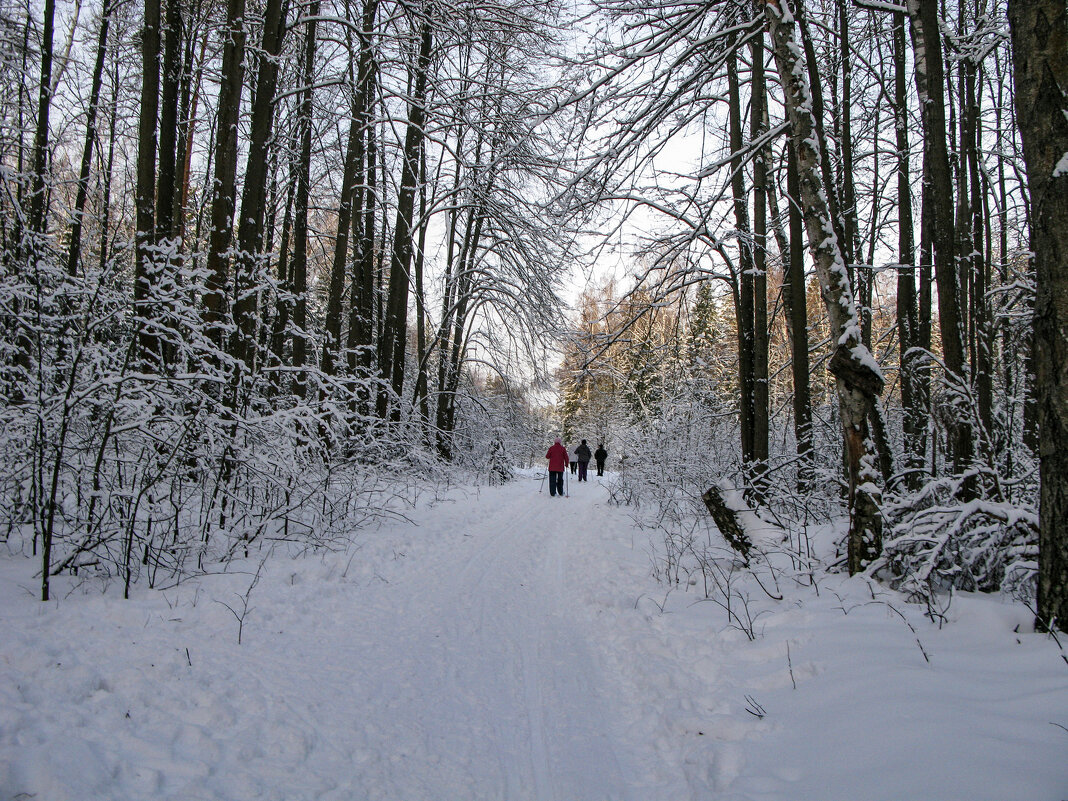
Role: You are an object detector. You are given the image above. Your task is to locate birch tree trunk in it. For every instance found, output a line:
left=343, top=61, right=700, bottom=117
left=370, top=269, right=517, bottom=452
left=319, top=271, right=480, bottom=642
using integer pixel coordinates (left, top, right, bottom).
left=761, top=0, right=884, bottom=573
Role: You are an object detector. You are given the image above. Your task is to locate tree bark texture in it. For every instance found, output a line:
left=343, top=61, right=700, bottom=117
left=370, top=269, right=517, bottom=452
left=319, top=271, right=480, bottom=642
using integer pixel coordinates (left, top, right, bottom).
left=290, top=2, right=319, bottom=398
left=1008, top=0, right=1068, bottom=632
left=702, top=483, right=753, bottom=564
left=66, top=0, right=111, bottom=278
left=894, top=9, right=925, bottom=490
left=751, top=30, right=770, bottom=497
left=785, top=145, right=813, bottom=488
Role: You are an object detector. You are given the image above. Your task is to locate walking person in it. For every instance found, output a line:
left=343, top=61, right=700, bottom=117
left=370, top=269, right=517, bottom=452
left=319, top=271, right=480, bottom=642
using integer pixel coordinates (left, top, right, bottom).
left=545, top=438, right=569, bottom=497
left=594, top=443, right=607, bottom=476
left=575, top=439, right=592, bottom=482
left=570, top=445, right=578, bottom=475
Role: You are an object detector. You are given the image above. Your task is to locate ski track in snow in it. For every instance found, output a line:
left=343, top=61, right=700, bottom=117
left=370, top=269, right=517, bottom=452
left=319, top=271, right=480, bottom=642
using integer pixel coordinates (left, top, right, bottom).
left=3, top=473, right=1067, bottom=801
left=1, top=476, right=698, bottom=801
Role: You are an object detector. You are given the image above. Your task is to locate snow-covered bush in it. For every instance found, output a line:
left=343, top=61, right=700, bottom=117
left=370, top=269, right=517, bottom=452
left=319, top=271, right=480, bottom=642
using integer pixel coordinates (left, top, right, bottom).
left=0, top=250, right=431, bottom=599
left=876, top=476, right=1038, bottom=603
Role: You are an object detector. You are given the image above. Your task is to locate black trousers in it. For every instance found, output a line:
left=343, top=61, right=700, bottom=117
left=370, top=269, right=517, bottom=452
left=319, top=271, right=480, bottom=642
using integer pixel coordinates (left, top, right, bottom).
left=548, top=471, right=564, bottom=496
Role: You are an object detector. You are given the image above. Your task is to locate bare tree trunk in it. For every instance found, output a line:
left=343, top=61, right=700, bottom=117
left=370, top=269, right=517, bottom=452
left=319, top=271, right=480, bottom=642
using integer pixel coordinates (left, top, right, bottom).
left=918, top=170, right=934, bottom=474
left=838, top=0, right=865, bottom=340
left=378, top=11, right=433, bottom=419
left=291, top=1, right=319, bottom=398
left=203, top=0, right=247, bottom=350
left=28, top=0, right=56, bottom=241
left=174, top=25, right=207, bottom=244
left=155, top=0, right=182, bottom=242
left=751, top=29, right=770, bottom=498
left=761, top=0, right=884, bottom=573
left=98, top=48, right=119, bottom=277
left=962, top=6, right=994, bottom=469
left=907, top=0, right=974, bottom=492
left=346, top=0, right=379, bottom=384
left=795, top=2, right=847, bottom=261
left=893, top=9, right=923, bottom=490
left=65, top=0, right=111, bottom=278
left=134, top=0, right=161, bottom=367
left=270, top=158, right=296, bottom=380
left=234, top=0, right=288, bottom=374
left=412, top=149, right=432, bottom=438
left=726, top=45, right=756, bottom=475
left=785, top=145, right=813, bottom=488
left=1008, top=0, right=1068, bottom=632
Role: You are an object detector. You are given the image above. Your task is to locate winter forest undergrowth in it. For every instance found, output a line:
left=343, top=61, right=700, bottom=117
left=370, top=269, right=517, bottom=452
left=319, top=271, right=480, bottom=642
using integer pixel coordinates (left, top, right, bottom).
left=2, top=0, right=1068, bottom=795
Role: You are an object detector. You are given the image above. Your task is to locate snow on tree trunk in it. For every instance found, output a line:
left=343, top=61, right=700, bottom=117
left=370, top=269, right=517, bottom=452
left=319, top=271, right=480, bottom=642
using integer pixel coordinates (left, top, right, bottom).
left=760, top=0, right=885, bottom=573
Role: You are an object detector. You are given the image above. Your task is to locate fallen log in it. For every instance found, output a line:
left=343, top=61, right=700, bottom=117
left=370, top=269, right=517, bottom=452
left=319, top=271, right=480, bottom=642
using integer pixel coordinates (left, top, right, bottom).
left=702, top=483, right=754, bottom=564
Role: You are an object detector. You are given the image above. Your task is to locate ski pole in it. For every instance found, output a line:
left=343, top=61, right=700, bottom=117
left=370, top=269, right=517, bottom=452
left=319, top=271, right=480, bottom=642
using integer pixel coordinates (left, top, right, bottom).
left=539, top=473, right=545, bottom=493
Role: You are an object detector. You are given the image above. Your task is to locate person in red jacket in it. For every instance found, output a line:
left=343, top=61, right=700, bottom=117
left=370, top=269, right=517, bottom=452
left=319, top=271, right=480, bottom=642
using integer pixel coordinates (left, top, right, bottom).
left=545, top=438, right=569, bottom=497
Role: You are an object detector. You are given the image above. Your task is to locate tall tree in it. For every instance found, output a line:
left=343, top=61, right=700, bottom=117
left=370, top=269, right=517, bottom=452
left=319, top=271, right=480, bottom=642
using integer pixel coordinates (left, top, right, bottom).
left=751, top=28, right=770, bottom=497
left=27, top=0, right=56, bottom=242
left=761, top=0, right=885, bottom=573
left=65, top=0, right=113, bottom=278
left=345, top=0, right=380, bottom=382
left=203, top=0, right=248, bottom=350
left=378, top=8, right=433, bottom=419
left=1008, top=0, right=1068, bottom=632
left=726, top=42, right=757, bottom=479
left=784, top=145, right=812, bottom=488
left=134, top=0, right=162, bottom=366
left=907, top=0, right=974, bottom=489
left=893, top=7, right=924, bottom=489
left=233, top=0, right=289, bottom=374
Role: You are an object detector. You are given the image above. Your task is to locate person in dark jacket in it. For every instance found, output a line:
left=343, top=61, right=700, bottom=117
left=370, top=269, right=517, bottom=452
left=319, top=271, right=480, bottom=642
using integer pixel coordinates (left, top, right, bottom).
left=594, top=443, right=607, bottom=476
left=545, top=438, right=569, bottom=497
left=574, top=439, right=592, bottom=481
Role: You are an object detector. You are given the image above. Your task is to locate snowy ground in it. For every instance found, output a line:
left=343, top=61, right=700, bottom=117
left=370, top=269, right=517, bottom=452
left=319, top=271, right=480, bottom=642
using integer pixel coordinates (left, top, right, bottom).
left=2, top=471, right=1066, bottom=800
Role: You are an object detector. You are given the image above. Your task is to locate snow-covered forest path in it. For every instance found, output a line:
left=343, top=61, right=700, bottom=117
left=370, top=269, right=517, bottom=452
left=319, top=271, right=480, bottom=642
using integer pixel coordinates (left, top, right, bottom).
left=4, top=472, right=1067, bottom=801
left=2, top=474, right=713, bottom=801
left=318, top=474, right=670, bottom=800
